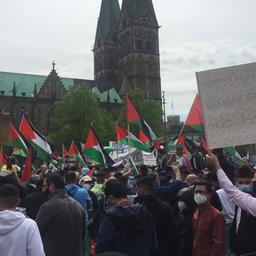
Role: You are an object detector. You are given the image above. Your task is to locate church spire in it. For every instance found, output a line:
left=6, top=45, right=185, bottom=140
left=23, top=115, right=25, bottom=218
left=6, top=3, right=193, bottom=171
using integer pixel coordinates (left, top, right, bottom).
left=118, top=0, right=161, bottom=100
left=120, top=0, right=158, bottom=27
left=93, top=0, right=120, bottom=85
left=94, top=0, right=120, bottom=49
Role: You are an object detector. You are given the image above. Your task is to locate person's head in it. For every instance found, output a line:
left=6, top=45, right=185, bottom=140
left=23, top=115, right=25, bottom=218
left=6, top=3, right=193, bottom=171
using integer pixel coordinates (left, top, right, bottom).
left=194, top=180, right=213, bottom=206
left=236, top=165, right=253, bottom=193
left=0, top=184, right=20, bottom=211
left=157, top=169, right=170, bottom=183
left=136, top=176, right=154, bottom=196
left=64, top=171, right=78, bottom=185
left=43, top=174, right=65, bottom=193
left=30, top=176, right=44, bottom=192
left=104, top=180, right=128, bottom=205
left=140, top=165, right=149, bottom=176
left=192, top=148, right=198, bottom=155
left=158, top=147, right=165, bottom=156
left=177, top=187, right=196, bottom=213
left=81, top=167, right=90, bottom=176
left=95, top=170, right=105, bottom=184
left=185, top=174, right=199, bottom=186
left=79, top=175, right=93, bottom=190
left=103, top=168, right=112, bottom=179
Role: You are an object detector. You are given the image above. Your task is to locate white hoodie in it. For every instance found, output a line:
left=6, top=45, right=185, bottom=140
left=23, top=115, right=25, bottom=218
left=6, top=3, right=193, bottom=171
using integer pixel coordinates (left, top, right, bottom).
left=0, top=210, right=45, bottom=256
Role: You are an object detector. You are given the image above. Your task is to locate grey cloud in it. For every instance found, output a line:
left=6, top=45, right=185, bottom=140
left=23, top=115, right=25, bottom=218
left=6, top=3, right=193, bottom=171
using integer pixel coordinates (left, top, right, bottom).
left=161, top=40, right=256, bottom=116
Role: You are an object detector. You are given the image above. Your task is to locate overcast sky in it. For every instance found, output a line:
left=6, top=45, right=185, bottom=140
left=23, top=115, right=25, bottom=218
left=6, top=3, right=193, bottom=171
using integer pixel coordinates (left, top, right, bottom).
left=1, top=0, right=256, bottom=120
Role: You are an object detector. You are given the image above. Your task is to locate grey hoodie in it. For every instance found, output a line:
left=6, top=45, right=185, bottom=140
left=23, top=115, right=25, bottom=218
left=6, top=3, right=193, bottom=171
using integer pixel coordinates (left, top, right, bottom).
left=0, top=210, right=45, bottom=256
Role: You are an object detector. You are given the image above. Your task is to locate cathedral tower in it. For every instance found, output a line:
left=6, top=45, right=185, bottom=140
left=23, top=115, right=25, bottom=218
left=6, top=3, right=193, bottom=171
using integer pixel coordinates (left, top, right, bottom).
left=93, top=0, right=120, bottom=86
left=118, top=0, right=161, bottom=100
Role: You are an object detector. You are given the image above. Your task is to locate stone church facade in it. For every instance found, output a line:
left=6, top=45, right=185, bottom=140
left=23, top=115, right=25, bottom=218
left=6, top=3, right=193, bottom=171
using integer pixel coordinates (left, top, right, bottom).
left=94, top=0, right=161, bottom=100
left=0, top=0, right=161, bottom=135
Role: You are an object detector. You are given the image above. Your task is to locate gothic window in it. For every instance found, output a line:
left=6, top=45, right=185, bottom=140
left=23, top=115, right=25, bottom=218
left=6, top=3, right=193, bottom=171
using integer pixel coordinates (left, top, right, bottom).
left=146, top=41, right=152, bottom=51
left=136, top=40, right=142, bottom=50
left=139, top=12, right=150, bottom=24
left=136, top=57, right=145, bottom=76
left=122, top=18, right=127, bottom=28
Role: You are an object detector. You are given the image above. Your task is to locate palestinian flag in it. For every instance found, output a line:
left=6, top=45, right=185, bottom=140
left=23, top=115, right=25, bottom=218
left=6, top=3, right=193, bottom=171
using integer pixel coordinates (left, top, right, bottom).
left=116, top=124, right=149, bottom=152
left=185, top=94, right=204, bottom=133
left=4, top=122, right=28, bottom=157
left=13, top=147, right=28, bottom=158
left=129, top=156, right=140, bottom=177
left=224, top=147, right=245, bottom=165
left=69, top=141, right=86, bottom=167
left=126, top=95, right=157, bottom=142
left=175, top=132, right=190, bottom=155
left=200, top=135, right=208, bottom=154
left=0, top=150, right=7, bottom=165
left=139, top=129, right=150, bottom=145
left=83, top=127, right=114, bottom=166
left=62, top=145, right=69, bottom=163
left=19, top=115, right=52, bottom=161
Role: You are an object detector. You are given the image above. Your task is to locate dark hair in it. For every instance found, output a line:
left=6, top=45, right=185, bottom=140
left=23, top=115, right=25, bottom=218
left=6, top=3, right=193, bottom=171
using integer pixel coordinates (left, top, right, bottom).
left=140, top=165, right=149, bottom=176
left=237, top=165, right=253, bottom=179
left=114, top=172, right=123, bottom=179
left=194, top=180, right=213, bottom=194
left=0, top=184, right=20, bottom=208
left=103, top=168, right=111, bottom=174
left=64, top=171, right=77, bottom=184
left=46, top=174, right=65, bottom=189
left=104, top=180, right=128, bottom=198
left=136, top=176, right=154, bottom=193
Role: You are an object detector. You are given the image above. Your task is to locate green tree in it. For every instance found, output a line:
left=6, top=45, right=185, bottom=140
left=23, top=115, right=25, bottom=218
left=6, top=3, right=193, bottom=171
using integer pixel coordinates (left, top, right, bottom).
left=118, top=88, right=164, bottom=138
left=49, top=86, right=115, bottom=151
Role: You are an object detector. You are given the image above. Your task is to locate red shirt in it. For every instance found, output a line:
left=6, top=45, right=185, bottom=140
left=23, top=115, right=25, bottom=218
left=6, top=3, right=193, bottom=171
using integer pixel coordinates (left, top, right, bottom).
left=193, top=204, right=225, bottom=256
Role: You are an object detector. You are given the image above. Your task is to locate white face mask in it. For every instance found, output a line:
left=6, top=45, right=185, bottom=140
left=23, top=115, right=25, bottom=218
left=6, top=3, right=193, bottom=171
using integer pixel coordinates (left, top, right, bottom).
left=194, top=193, right=208, bottom=205
left=83, top=184, right=91, bottom=191
left=178, top=201, right=187, bottom=212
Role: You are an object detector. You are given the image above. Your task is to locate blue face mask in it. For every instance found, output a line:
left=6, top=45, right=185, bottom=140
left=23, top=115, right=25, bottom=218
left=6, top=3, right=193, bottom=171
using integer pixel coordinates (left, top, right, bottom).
left=238, top=184, right=252, bottom=193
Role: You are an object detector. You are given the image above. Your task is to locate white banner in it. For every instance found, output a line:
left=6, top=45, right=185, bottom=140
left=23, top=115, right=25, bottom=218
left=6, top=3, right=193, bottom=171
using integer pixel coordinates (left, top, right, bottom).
left=197, top=62, right=256, bottom=149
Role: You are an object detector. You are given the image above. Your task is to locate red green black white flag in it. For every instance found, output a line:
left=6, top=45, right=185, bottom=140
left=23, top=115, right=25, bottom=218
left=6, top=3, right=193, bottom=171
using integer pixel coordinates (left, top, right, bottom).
left=83, top=127, right=114, bottom=166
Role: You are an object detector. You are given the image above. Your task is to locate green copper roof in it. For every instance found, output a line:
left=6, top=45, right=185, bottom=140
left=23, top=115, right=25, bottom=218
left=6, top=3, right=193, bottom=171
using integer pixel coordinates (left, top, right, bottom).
left=92, top=86, right=122, bottom=103
left=97, top=0, right=120, bottom=41
left=0, top=71, right=122, bottom=103
left=108, top=88, right=122, bottom=103
left=0, top=72, right=46, bottom=97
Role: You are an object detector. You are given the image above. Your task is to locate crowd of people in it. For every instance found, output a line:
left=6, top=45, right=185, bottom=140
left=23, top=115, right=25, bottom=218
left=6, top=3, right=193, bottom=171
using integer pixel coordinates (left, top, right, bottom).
left=1, top=146, right=256, bottom=256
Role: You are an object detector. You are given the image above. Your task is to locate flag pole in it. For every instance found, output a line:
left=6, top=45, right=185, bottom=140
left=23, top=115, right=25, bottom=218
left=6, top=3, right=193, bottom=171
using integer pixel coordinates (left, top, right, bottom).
left=126, top=93, right=131, bottom=159
left=0, top=143, right=3, bottom=168
left=115, top=122, right=119, bottom=161
left=128, top=123, right=131, bottom=158
left=177, top=123, right=185, bottom=141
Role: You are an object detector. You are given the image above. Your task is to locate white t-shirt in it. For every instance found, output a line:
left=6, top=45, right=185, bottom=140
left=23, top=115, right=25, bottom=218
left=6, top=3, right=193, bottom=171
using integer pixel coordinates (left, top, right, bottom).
left=217, top=188, right=235, bottom=224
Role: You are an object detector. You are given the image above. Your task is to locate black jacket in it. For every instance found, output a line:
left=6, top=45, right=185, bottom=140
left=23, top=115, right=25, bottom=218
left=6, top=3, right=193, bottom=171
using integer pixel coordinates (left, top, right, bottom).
left=23, top=191, right=47, bottom=219
left=135, top=194, right=180, bottom=256
left=96, top=202, right=156, bottom=256
left=230, top=207, right=256, bottom=256
left=36, top=189, right=85, bottom=256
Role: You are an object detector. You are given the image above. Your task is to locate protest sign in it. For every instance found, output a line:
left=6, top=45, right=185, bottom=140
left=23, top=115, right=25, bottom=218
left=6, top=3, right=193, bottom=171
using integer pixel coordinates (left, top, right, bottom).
left=197, top=62, right=256, bottom=149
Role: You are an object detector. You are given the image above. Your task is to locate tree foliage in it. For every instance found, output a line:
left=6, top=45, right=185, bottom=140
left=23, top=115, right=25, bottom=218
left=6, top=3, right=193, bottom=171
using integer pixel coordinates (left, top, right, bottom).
left=49, top=86, right=165, bottom=152
left=49, top=86, right=115, bottom=151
